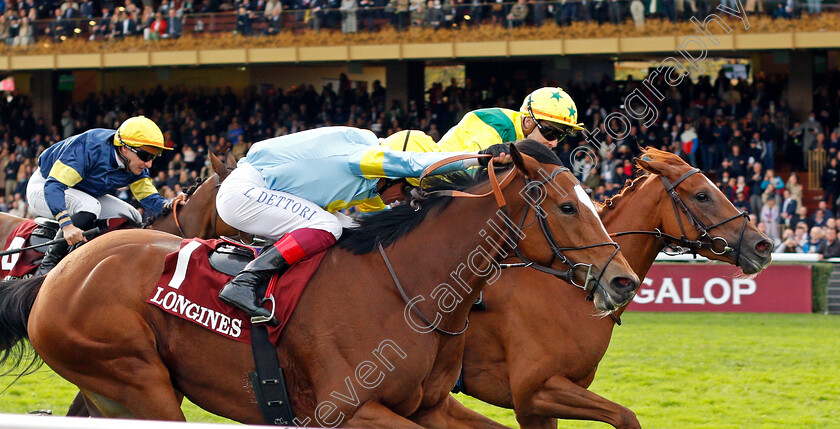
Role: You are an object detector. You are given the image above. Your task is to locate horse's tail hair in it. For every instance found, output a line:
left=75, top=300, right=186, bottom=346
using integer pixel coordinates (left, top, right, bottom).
left=0, top=275, right=46, bottom=378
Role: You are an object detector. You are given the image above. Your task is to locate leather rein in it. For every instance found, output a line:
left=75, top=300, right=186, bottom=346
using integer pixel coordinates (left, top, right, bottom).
left=609, top=168, right=749, bottom=266
left=378, top=154, right=620, bottom=335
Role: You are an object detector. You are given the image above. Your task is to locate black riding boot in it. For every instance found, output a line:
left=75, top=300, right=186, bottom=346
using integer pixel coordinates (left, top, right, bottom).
left=219, top=244, right=290, bottom=321
left=35, top=212, right=97, bottom=277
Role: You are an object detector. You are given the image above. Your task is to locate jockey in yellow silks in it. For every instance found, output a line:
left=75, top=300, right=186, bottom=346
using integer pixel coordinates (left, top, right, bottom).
left=437, top=87, right=585, bottom=152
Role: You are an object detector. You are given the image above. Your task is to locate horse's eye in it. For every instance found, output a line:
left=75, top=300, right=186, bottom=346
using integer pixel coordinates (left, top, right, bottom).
left=696, top=192, right=709, bottom=202
left=559, top=203, right=577, bottom=214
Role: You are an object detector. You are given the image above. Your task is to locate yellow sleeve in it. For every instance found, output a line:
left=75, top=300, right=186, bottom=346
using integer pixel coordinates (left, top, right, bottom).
left=357, top=197, right=388, bottom=213
left=129, top=177, right=159, bottom=200
left=437, top=113, right=504, bottom=152
left=357, top=148, right=386, bottom=179
left=48, top=161, right=83, bottom=187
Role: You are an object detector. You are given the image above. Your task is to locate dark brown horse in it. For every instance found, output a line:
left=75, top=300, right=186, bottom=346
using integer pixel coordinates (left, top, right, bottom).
left=3, top=144, right=639, bottom=427
left=458, top=148, right=774, bottom=428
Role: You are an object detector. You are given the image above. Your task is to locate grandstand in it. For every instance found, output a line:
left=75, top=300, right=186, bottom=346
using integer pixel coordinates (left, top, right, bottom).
left=0, top=0, right=838, bottom=275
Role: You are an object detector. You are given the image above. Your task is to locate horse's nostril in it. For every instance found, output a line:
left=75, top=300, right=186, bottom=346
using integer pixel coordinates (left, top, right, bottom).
left=755, top=240, right=772, bottom=255
left=611, top=277, right=637, bottom=291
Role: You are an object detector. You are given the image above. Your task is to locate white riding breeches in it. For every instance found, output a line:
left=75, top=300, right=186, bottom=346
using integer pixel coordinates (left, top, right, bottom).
left=216, top=162, right=343, bottom=240
left=26, top=168, right=143, bottom=224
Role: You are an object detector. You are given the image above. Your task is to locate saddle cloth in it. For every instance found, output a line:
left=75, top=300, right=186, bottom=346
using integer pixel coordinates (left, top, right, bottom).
left=147, top=238, right=327, bottom=345
left=1, top=217, right=133, bottom=280
left=1, top=220, right=41, bottom=280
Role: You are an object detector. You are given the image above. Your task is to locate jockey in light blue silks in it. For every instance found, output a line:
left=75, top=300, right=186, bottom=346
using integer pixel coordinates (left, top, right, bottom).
left=216, top=126, right=507, bottom=321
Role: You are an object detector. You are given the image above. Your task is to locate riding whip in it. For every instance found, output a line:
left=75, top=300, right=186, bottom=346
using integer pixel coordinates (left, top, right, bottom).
left=0, top=227, right=104, bottom=257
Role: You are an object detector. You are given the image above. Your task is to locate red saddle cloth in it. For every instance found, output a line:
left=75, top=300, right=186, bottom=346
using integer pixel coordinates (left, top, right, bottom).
left=1, top=218, right=132, bottom=280
left=1, top=220, right=41, bottom=280
left=147, top=238, right=326, bottom=345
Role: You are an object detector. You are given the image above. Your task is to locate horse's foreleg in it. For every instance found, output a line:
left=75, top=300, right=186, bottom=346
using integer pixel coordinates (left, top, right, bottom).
left=513, top=375, right=640, bottom=429
left=343, top=400, right=425, bottom=429
left=66, top=391, right=90, bottom=417
left=411, top=394, right=511, bottom=429
left=76, top=360, right=186, bottom=421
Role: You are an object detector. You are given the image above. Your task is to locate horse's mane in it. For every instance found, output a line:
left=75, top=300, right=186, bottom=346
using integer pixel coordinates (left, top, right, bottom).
left=597, top=147, right=688, bottom=210
left=635, top=146, right=688, bottom=174
left=597, top=176, right=647, bottom=210
left=338, top=139, right=558, bottom=254
left=337, top=172, right=483, bottom=254
left=143, top=177, right=209, bottom=227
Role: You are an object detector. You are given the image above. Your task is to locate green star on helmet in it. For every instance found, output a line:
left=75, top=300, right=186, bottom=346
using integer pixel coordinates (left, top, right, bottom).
left=568, top=106, right=576, bottom=117
left=551, top=91, right=562, bottom=101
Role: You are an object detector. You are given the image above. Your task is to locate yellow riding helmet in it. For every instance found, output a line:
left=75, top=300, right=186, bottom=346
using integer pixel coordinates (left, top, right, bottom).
left=114, top=116, right=171, bottom=150
left=381, top=130, right=440, bottom=186
left=519, top=87, right=585, bottom=131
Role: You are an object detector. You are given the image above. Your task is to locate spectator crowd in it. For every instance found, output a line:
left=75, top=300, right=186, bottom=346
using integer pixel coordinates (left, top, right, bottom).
left=0, top=0, right=836, bottom=47
left=1, top=64, right=840, bottom=256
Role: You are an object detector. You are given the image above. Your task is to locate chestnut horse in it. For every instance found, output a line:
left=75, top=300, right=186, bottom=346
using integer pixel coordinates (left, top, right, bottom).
left=458, top=148, right=774, bottom=428
left=2, top=143, right=638, bottom=427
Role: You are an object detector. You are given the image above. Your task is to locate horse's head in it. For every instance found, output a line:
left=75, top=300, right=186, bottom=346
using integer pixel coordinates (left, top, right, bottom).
left=635, top=147, right=773, bottom=274
left=147, top=150, right=241, bottom=239
left=504, top=140, right=639, bottom=311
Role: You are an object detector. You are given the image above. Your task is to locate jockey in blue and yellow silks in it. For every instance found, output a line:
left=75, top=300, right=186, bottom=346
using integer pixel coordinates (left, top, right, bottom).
left=215, top=126, right=508, bottom=322
left=437, top=87, right=585, bottom=153
left=26, top=116, right=172, bottom=276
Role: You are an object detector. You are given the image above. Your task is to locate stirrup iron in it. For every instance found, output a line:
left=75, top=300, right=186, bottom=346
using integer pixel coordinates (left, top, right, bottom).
left=251, top=295, right=277, bottom=325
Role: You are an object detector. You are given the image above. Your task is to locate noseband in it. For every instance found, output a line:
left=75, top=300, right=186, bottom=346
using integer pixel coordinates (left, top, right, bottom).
left=503, top=168, right=621, bottom=302
left=612, top=168, right=750, bottom=267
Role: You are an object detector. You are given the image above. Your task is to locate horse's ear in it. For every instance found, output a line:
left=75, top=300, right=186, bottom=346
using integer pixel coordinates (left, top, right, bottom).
left=209, top=149, right=226, bottom=180
left=509, top=143, right=527, bottom=175
left=634, top=157, right=650, bottom=172
left=224, top=150, right=237, bottom=170
left=635, top=157, right=667, bottom=176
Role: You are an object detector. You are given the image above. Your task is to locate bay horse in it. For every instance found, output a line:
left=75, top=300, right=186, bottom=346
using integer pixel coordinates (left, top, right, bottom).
left=1, top=150, right=241, bottom=417
left=2, top=143, right=639, bottom=427
left=458, top=148, right=774, bottom=428
left=0, top=149, right=240, bottom=254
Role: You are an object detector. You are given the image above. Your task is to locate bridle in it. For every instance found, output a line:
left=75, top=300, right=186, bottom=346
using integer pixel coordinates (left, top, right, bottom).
left=378, top=154, right=620, bottom=335
left=610, top=168, right=750, bottom=266
left=497, top=169, right=621, bottom=302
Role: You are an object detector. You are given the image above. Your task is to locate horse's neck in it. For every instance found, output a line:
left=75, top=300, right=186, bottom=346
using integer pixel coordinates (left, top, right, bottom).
left=389, top=192, right=510, bottom=330
left=147, top=215, right=185, bottom=237
left=600, top=175, right=667, bottom=292
left=147, top=178, right=218, bottom=239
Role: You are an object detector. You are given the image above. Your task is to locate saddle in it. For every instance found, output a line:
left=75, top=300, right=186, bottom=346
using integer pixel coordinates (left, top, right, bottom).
left=1, top=219, right=59, bottom=280
left=31, top=218, right=60, bottom=248
left=208, top=242, right=256, bottom=276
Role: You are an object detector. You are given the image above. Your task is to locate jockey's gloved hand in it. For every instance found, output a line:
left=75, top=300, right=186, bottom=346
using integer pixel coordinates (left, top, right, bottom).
left=478, top=144, right=510, bottom=166
left=164, top=195, right=186, bottom=211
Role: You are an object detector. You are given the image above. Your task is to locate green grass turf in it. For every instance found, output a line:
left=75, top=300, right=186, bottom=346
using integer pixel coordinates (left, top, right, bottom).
left=2, top=312, right=839, bottom=428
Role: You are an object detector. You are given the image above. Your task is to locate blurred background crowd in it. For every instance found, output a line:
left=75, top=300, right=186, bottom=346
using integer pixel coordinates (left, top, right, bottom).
left=2, top=64, right=840, bottom=257
left=0, top=0, right=838, bottom=47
